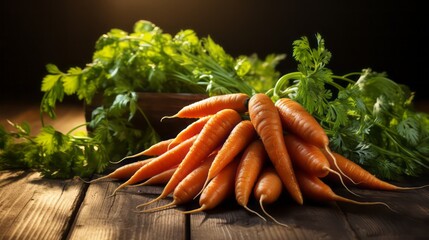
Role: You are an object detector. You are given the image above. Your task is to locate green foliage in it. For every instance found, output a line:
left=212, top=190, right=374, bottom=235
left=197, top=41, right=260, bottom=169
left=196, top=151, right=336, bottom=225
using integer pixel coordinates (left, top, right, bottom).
left=0, top=122, right=108, bottom=179
left=271, top=34, right=429, bottom=180
left=1, top=20, right=283, bottom=178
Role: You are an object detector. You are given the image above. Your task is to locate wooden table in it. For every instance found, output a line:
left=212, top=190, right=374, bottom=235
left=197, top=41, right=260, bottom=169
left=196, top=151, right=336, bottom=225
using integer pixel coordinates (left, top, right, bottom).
left=1, top=102, right=429, bottom=240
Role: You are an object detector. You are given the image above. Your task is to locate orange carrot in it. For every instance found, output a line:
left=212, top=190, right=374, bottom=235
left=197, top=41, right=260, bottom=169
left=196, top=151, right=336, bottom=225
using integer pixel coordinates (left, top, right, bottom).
left=141, top=108, right=242, bottom=207
left=283, top=134, right=358, bottom=196
left=182, top=157, right=240, bottom=214
left=254, top=166, right=288, bottom=227
left=283, top=134, right=331, bottom=177
left=275, top=98, right=328, bottom=148
left=162, top=93, right=249, bottom=119
left=110, top=135, right=197, bottom=196
left=137, top=153, right=216, bottom=212
left=139, top=138, right=175, bottom=156
left=132, top=166, right=178, bottom=187
left=199, top=120, right=256, bottom=195
left=113, top=138, right=174, bottom=164
left=275, top=97, right=352, bottom=184
left=324, top=152, right=429, bottom=191
left=84, top=158, right=153, bottom=183
left=295, top=170, right=394, bottom=210
left=249, top=93, right=303, bottom=205
left=168, top=116, right=211, bottom=149
left=234, top=139, right=267, bottom=220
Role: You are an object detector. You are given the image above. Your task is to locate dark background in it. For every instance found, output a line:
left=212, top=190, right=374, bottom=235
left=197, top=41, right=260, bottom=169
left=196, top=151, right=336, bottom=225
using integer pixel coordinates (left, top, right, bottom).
left=1, top=0, right=428, bottom=104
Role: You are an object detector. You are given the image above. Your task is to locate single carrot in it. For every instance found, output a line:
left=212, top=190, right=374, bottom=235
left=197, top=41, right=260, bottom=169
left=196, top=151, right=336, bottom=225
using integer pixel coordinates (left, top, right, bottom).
left=283, top=134, right=332, bottom=177
left=249, top=93, right=303, bottom=205
left=83, top=158, right=153, bottom=183
left=162, top=93, right=249, bottom=119
left=324, top=151, right=429, bottom=191
left=110, top=135, right=197, bottom=196
left=275, top=98, right=328, bottom=148
left=112, top=138, right=174, bottom=164
left=283, top=134, right=358, bottom=196
left=254, top=166, right=288, bottom=227
left=132, top=166, right=178, bottom=187
left=168, top=116, right=211, bottom=149
left=295, top=170, right=394, bottom=211
left=181, top=157, right=240, bottom=214
left=234, top=139, right=267, bottom=220
left=137, top=153, right=216, bottom=212
left=140, top=108, right=242, bottom=207
left=199, top=120, right=256, bottom=196
left=275, top=97, right=353, bottom=184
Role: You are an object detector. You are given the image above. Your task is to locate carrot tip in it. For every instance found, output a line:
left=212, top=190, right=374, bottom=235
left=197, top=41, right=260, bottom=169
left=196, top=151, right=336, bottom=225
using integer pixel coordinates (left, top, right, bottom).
left=106, top=192, right=116, bottom=198
left=77, top=176, right=93, bottom=184
left=193, top=178, right=209, bottom=200
left=324, top=146, right=359, bottom=186
left=243, top=205, right=267, bottom=222
left=128, top=182, right=146, bottom=188
left=327, top=168, right=362, bottom=198
left=136, top=202, right=177, bottom=213
left=179, top=205, right=206, bottom=215
left=337, top=194, right=397, bottom=213
left=396, top=184, right=429, bottom=190
left=135, top=195, right=163, bottom=209
left=109, top=157, right=129, bottom=164
left=110, top=183, right=127, bottom=197
left=160, top=115, right=177, bottom=122
left=259, top=198, right=289, bottom=228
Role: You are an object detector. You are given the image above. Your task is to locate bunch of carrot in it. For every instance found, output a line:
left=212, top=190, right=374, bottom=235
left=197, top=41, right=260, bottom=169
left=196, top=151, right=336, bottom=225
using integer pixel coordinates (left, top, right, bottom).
left=89, top=93, right=423, bottom=225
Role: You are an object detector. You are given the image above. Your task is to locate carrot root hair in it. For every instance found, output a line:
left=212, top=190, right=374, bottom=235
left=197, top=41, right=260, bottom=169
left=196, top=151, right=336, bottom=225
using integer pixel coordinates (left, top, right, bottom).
left=326, top=168, right=361, bottom=198
left=394, top=184, right=429, bottom=190
left=160, top=115, right=177, bottom=122
left=259, top=196, right=289, bottom=228
left=337, top=195, right=397, bottom=213
left=78, top=175, right=109, bottom=184
left=324, top=146, right=359, bottom=185
left=136, top=201, right=177, bottom=213
left=110, top=156, right=132, bottom=164
left=180, top=204, right=207, bottom=214
left=110, top=151, right=148, bottom=164
left=135, top=194, right=165, bottom=209
left=193, top=178, right=210, bottom=200
left=243, top=205, right=267, bottom=222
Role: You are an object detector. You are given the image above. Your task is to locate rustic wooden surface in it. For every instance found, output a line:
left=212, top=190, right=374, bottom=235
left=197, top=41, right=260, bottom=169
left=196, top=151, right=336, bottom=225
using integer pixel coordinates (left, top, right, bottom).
left=1, top=102, right=429, bottom=240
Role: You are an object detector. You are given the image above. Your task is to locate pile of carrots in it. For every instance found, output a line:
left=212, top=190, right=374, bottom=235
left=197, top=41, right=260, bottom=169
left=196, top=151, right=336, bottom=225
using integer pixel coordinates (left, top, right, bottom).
left=88, top=93, right=423, bottom=226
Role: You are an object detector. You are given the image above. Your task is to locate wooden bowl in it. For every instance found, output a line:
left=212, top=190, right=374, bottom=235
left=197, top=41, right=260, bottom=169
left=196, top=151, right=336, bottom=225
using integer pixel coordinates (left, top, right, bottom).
left=85, top=92, right=208, bottom=140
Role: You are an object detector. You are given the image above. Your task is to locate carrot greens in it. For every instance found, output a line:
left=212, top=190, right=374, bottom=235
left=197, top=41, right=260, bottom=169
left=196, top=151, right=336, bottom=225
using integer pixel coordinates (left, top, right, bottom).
left=270, top=33, right=429, bottom=180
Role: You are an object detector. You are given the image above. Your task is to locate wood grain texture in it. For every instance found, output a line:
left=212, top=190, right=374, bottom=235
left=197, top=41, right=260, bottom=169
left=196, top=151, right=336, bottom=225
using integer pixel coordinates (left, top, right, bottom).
left=67, top=180, right=186, bottom=240
left=187, top=196, right=357, bottom=240
left=0, top=171, right=85, bottom=240
left=335, top=180, right=429, bottom=239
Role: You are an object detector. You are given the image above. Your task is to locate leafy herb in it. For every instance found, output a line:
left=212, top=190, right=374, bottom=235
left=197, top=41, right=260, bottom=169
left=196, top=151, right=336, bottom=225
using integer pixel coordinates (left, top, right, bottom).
left=0, top=20, right=283, bottom=178
left=270, top=33, right=429, bottom=180
left=0, top=121, right=108, bottom=178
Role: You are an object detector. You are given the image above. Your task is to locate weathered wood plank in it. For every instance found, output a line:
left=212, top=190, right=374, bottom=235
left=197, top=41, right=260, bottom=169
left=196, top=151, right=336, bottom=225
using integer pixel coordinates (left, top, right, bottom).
left=335, top=179, right=429, bottom=239
left=67, top=180, right=186, bottom=240
left=0, top=170, right=86, bottom=240
left=187, top=196, right=357, bottom=240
